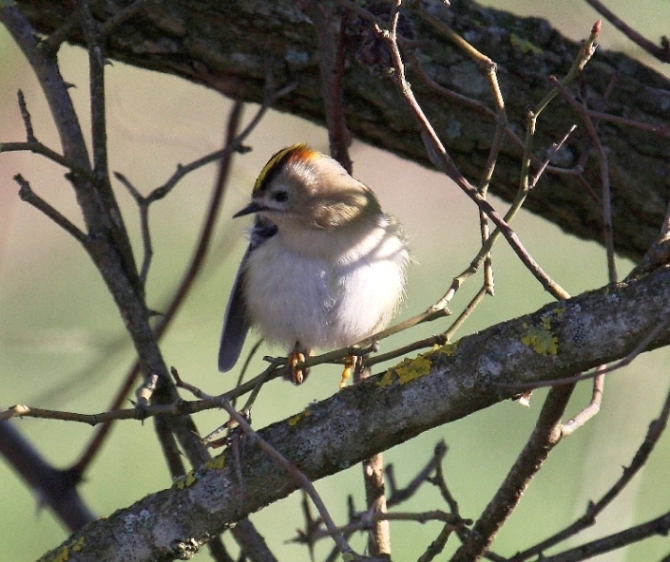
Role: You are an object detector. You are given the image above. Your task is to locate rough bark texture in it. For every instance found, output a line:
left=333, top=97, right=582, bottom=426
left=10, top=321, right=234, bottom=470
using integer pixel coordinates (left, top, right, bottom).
left=37, top=266, right=670, bottom=562
left=15, top=0, right=670, bottom=262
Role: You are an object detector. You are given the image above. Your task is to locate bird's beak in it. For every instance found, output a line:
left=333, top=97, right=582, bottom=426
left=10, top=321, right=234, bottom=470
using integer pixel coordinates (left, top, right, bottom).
left=233, top=200, right=266, bottom=218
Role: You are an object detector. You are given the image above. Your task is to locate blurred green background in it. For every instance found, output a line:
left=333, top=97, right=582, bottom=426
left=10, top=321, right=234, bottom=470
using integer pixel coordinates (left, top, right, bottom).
left=1, top=1, right=669, bottom=560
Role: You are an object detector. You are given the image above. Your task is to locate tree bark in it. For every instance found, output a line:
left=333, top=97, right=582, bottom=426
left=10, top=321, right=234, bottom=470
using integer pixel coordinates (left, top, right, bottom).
left=36, top=265, right=670, bottom=562
left=14, top=0, right=670, bottom=262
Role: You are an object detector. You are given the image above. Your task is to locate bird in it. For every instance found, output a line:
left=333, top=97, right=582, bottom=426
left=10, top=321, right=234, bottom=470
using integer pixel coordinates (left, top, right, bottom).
left=218, top=143, right=409, bottom=386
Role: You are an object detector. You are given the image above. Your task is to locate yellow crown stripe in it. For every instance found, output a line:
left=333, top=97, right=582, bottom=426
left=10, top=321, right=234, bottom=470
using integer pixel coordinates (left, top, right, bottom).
left=253, top=143, right=317, bottom=193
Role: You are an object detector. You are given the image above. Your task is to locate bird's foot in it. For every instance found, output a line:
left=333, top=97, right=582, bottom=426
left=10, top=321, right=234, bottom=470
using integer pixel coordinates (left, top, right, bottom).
left=285, top=344, right=310, bottom=384
left=339, top=355, right=362, bottom=389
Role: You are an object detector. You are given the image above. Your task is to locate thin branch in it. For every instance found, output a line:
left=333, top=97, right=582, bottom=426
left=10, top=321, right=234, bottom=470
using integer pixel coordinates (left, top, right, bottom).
left=300, top=0, right=352, bottom=172
left=379, top=1, right=572, bottom=301
left=77, top=0, right=108, bottom=177
left=72, top=101, right=246, bottom=474
left=539, top=511, right=670, bottom=562
left=172, top=370, right=355, bottom=557
left=528, top=125, right=578, bottom=190
left=549, top=76, right=617, bottom=284
left=0, top=422, right=94, bottom=532
left=115, top=171, right=154, bottom=284
left=511, top=383, right=670, bottom=561
left=560, top=366, right=605, bottom=436
left=1, top=140, right=97, bottom=181
left=387, top=441, right=445, bottom=505
left=0, top=90, right=95, bottom=180
left=451, top=384, right=575, bottom=562
left=584, top=0, right=670, bottom=63
left=417, top=524, right=455, bottom=562
left=14, top=174, right=87, bottom=243
left=557, top=103, right=670, bottom=139
left=0, top=4, right=91, bottom=168
left=429, top=123, right=575, bottom=316
left=297, top=509, right=462, bottom=543
left=142, top=80, right=297, bottom=204
left=627, top=198, right=670, bottom=279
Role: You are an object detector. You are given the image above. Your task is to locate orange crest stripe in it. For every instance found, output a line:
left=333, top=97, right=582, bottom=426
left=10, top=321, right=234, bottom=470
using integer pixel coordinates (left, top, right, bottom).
left=253, top=144, right=319, bottom=193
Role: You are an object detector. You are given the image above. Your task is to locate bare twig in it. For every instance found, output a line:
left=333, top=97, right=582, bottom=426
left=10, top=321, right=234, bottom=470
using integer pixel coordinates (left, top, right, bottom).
left=379, top=1, right=571, bottom=301
left=549, top=76, right=617, bottom=283
left=386, top=440, right=448, bottom=507
left=511, top=383, right=670, bottom=561
left=300, top=0, right=352, bottom=171
left=17, top=89, right=35, bottom=141
left=72, top=101, right=245, bottom=474
left=560, top=366, right=605, bottom=436
left=14, top=174, right=87, bottom=243
left=417, top=524, right=454, bottom=562
left=429, top=122, right=576, bottom=316
left=1, top=139, right=97, bottom=181
left=294, top=509, right=463, bottom=544
left=172, top=370, right=355, bottom=557
left=142, top=80, right=296, bottom=205
left=229, top=519, right=279, bottom=562
left=539, top=510, right=670, bottom=562
left=584, top=0, right=670, bottom=63
left=451, top=384, right=575, bottom=562
left=627, top=198, right=670, bottom=279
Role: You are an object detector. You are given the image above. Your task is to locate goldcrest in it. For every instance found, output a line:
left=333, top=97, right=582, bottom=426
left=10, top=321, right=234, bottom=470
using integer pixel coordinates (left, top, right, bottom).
left=218, top=144, right=409, bottom=384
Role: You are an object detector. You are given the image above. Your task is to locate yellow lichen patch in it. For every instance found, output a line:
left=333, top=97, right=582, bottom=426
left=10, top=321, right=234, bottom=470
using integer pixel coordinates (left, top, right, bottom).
left=205, top=454, right=226, bottom=471
left=50, top=537, right=85, bottom=562
left=510, top=33, right=543, bottom=55
left=52, top=546, right=71, bottom=562
left=288, top=407, right=311, bottom=427
left=377, top=355, right=432, bottom=388
left=175, top=471, right=197, bottom=489
left=377, top=369, right=395, bottom=388
left=396, top=355, right=432, bottom=383
left=554, top=305, right=566, bottom=316
left=521, top=321, right=558, bottom=356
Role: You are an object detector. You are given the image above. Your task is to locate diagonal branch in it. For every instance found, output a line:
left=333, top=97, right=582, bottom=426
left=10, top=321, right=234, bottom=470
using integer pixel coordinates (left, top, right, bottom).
left=451, top=384, right=575, bottom=562
left=584, top=0, right=670, bottom=63
left=511, top=383, right=670, bottom=561
left=31, top=266, right=670, bottom=562
left=12, top=0, right=670, bottom=261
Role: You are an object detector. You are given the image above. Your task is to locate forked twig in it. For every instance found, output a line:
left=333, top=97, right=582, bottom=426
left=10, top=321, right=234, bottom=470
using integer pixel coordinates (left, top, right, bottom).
left=172, top=370, right=355, bottom=557
left=511, top=384, right=670, bottom=560
left=451, top=384, right=575, bottom=562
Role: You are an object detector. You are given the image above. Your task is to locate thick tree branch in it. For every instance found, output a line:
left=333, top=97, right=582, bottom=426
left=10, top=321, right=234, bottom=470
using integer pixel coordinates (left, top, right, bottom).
left=37, top=266, right=670, bottom=562
left=13, top=0, right=670, bottom=261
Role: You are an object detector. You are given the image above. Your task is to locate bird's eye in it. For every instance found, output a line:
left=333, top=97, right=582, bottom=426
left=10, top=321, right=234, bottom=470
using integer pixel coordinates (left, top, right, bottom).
left=272, top=190, right=288, bottom=203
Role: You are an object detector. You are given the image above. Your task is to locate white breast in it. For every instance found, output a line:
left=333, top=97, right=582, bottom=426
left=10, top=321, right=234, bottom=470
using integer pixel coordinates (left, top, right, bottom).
left=243, top=216, right=408, bottom=352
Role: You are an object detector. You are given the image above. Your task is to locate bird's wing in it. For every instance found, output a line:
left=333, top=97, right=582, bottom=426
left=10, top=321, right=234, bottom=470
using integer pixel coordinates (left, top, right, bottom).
left=218, top=217, right=278, bottom=372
